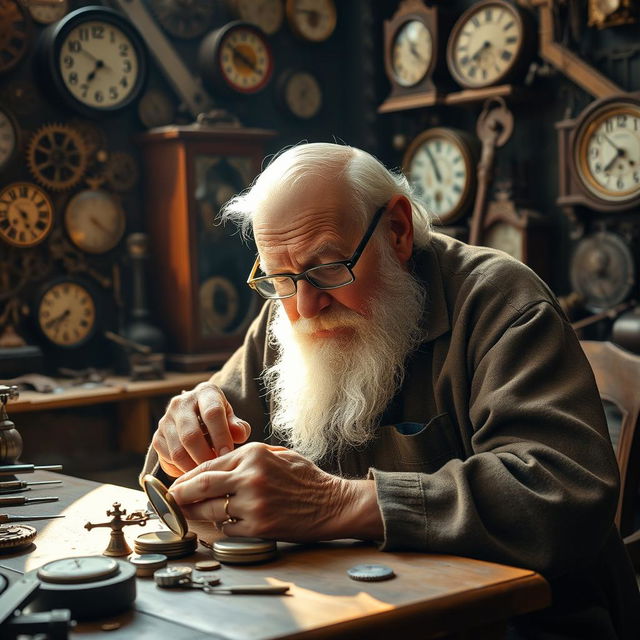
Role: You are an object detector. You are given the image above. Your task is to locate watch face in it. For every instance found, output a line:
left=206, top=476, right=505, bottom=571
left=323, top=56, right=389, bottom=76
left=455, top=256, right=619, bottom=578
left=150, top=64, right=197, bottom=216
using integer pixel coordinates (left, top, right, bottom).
left=234, top=0, right=284, bottom=35
left=0, top=107, right=18, bottom=172
left=484, top=221, right=522, bottom=261
left=286, top=0, right=337, bottom=42
left=403, top=128, right=475, bottom=224
left=575, top=100, right=640, bottom=204
left=37, top=279, right=97, bottom=347
left=281, top=70, right=322, bottom=118
left=392, top=20, right=433, bottom=87
left=447, top=1, right=525, bottom=88
left=37, top=556, right=119, bottom=584
left=0, top=182, right=54, bottom=248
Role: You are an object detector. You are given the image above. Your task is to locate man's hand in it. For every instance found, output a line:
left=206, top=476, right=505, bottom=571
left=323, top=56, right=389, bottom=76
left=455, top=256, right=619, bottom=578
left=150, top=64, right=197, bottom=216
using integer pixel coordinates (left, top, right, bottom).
left=168, top=442, right=384, bottom=542
left=152, top=381, right=251, bottom=477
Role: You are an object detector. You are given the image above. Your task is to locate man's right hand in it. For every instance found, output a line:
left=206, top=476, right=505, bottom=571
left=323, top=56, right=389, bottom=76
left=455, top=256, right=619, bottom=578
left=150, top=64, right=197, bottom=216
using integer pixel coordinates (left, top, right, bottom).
left=152, top=381, right=251, bottom=477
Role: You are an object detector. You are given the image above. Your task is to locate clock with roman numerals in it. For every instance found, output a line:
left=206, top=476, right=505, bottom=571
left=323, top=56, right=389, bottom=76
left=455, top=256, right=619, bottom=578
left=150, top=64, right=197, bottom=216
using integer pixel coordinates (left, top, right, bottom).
left=446, top=0, right=535, bottom=90
left=0, top=182, right=54, bottom=248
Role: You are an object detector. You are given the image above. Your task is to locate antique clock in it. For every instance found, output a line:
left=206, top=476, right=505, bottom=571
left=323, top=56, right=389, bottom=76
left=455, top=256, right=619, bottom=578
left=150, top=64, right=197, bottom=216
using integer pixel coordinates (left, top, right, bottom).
left=402, top=127, right=478, bottom=225
left=136, top=125, right=275, bottom=370
left=276, top=69, right=323, bottom=119
left=557, top=93, right=640, bottom=213
left=379, top=0, right=451, bottom=113
left=446, top=0, right=535, bottom=90
left=0, top=182, right=54, bottom=248
left=36, top=6, right=148, bottom=117
left=285, top=0, right=336, bottom=43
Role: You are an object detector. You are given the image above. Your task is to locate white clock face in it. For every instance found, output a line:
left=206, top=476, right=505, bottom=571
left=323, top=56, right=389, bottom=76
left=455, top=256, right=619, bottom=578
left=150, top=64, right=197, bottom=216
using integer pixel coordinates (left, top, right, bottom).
left=37, top=556, right=118, bottom=584
left=219, top=27, right=272, bottom=92
left=58, top=20, right=140, bottom=109
left=286, top=0, right=336, bottom=42
left=407, top=133, right=471, bottom=222
left=284, top=71, right=322, bottom=118
left=0, top=108, right=17, bottom=171
left=392, top=20, right=433, bottom=87
left=577, top=103, right=640, bottom=203
left=449, top=2, right=523, bottom=88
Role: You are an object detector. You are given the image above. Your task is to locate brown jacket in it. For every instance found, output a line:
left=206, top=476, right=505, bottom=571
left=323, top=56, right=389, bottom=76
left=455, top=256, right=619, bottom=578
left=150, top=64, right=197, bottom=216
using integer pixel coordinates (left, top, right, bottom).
left=144, top=233, right=640, bottom=638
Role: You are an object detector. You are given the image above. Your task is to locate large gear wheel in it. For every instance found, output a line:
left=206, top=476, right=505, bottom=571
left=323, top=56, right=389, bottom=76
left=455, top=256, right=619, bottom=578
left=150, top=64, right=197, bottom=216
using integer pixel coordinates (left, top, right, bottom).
left=26, top=123, right=89, bottom=191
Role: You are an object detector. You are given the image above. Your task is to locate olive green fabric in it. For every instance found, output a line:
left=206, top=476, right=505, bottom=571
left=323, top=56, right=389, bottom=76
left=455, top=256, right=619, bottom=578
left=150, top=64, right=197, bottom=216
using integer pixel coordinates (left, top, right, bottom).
left=142, top=233, right=640, bottom=638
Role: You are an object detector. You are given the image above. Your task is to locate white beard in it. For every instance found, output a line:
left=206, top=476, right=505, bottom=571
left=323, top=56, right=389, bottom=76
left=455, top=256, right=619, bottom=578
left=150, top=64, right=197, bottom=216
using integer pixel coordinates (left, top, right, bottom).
left=263, top=244, right=426, bottom=463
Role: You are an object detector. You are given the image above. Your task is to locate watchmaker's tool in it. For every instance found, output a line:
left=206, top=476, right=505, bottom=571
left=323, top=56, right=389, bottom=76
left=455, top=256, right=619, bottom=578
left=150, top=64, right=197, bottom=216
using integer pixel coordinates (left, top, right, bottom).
left=128, top=553, right=167, bottom=577
left=0, top=463, right=63, bottom=475
left=0, top=479, right=62, bottom=494
left=85, top=502, right=149, bottom=557
left=0, top=385, right=21, bottom=465
left=347, top=564, right=396, bottom=582
left=0, top=513, right=65, bottom=524
left=0, top=524, right=37, bottom=553
left=0, top=495, right=58, bottom=507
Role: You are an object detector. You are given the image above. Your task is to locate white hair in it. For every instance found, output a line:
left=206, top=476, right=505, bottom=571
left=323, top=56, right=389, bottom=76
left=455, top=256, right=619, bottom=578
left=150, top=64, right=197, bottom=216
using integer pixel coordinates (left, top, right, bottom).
left=219, top=142, right=433, bottom=249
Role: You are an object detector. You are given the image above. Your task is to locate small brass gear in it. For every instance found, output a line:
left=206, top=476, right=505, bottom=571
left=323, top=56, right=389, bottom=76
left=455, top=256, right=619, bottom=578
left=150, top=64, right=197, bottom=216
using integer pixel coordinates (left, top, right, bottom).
left=27, top=123, right=89, bottom=191
left=68, top=119, right=108, bottom=159
left=105, top=151, right=140, bottom=192
left=0, top=524, right=37, bottom=552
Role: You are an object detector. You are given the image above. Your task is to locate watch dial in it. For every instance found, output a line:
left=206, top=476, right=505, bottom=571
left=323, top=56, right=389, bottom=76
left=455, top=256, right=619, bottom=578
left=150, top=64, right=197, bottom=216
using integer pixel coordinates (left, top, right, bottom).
left=286, top=0, right=337, bottom=42
left=392, top=20, right=433, bottom=87
left=283, top=70, right=322, bottom=118
left=218, top=25, right=273, bottom=93
left=448, top=2, right=524, bottom=88
left=576, top=101, right=640, bottom=204
left=0, top=182, right=54, bottom=248
left=0, top=107, right=18, bottom=171
left=38, top=280, right=97, bottom=347
left=484, top=221, right=522, bottom=261
left=234, top=0, right=284, bottom=35
left=37, top=556, right=119, bottom=584
left=404, top=129, right=474, bottom=224
left=58, top=20, right=140, bottom=109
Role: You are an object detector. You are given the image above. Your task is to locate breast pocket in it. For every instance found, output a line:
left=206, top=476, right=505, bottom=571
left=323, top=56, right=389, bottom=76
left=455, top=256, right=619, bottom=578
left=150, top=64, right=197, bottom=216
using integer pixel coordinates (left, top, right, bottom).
left=384, top=413, right=463, bottom=473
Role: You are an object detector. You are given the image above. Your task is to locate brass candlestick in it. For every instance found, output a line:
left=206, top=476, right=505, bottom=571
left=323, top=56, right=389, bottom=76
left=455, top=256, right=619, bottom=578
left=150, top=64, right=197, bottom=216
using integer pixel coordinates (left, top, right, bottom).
left=0, top=385, right=22, bottom=465
left=85, top=502, right=149, bottom=557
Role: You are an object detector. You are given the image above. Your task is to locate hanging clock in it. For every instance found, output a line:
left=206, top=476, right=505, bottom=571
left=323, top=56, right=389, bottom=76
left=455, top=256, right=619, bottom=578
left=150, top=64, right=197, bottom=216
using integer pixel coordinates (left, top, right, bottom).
left=402, top=127, right=478, bottom=225
left=149, top=0, right=215, bottom=39
left=0, top=182, right=55, bottom=248
left=36, top=6, right=148, bottom=117
left=0, top=0, right=32, bottom=74
left=35, top=276, right=100, bottom=348
left=28, top=0, right=69, bottom=25
left=137, top=87, right=176, bottom=129
left=0, top=105, right=19, bottom=172
left=446, top=0, right=535, bottom=90
left=277, top=69, right=323, bottom=119
left=570, top=231, right=636, bottom=313
left=285, top=0, right=336, bottom=43
left=229, top=0, right=284, bottom=35
left=198, top=21, right=274, bottom=95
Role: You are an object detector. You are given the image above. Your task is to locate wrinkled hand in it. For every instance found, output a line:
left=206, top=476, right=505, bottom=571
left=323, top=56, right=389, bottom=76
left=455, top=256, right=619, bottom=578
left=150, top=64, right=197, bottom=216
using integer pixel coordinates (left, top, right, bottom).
left=168, top=442, right=383, bottom=542
left=152, top=381, right=251, bottom=478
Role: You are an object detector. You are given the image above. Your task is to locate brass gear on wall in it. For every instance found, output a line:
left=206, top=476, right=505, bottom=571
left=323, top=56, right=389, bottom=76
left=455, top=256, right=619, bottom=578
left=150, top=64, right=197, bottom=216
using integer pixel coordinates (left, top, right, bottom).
left=26, top=123, right=89, bottom=191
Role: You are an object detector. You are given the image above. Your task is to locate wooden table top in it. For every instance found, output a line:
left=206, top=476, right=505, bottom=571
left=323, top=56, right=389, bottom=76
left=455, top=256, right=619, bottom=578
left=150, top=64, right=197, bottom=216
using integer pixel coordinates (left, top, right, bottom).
left=0, top=473, right=550, bottom=639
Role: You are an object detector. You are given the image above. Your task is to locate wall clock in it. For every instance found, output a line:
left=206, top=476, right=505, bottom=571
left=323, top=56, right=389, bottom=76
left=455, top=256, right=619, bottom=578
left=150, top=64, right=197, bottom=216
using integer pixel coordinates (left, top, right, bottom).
left=285, top=0, right=336, bottom=43
left=198, top=21, right=274, bottom=96
left=0, top=182, right=54, bottom=248
left=402, top=127, right=478, bottom=225
left=0, top=105, right=19, bottom=172
left=446, top=0, right=535, bottom=90
left=0, top=0, right=32, bottom=74
left=588, top=0, right=638, bottom=28
left=28, top=0, right=69, bottom=25
left=229, top=0, right=284, bottom=35
left=148, top=0, right=214, bottom=39
left=557, top=93, right=640, bottom=213
left=37, top=6, right=148, bottom=117
left=277, top=69, right=323, bottom=119
left=136, top=125, right=275, bottom=370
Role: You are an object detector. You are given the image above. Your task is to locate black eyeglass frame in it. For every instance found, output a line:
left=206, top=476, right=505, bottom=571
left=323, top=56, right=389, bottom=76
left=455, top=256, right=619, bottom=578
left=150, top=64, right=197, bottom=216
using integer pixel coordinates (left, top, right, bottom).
left=247, top=203, right=388, bottom=299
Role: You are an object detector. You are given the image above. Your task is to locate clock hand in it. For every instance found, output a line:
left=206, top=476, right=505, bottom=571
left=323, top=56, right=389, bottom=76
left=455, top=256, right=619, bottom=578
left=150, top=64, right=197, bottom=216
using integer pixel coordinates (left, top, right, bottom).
left=230, top=45, right=257, bottom=71
left=409, top=42, right=425, bottom=63
left=44, top=308, right=70, bottom=330
left=424, top=147, right=442, bottom=183
left=471, top=41, right=491, bottom=61
left=90, top=215, right=110, bottom=233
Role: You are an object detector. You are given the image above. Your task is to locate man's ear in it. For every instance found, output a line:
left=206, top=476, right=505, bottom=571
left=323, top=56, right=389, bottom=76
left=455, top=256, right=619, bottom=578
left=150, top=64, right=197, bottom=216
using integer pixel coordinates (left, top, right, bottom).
left=387, top=195, right=414, bottom=265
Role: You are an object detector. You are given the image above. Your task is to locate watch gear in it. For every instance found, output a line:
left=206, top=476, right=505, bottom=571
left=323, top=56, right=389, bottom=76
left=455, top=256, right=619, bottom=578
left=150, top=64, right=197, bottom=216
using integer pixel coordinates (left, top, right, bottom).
left=105, top=151, right=140, bottom=193
left=149, top=0, right=215, bottom=39
left=346, top=564, right=396, bottom=582
left=0, top=0, right=32, bottom=74
left=68, top=119, right=108, bottom=160
left=0, top=524, right=37, bottom=552
left=27, top=123, right=89, bottom=191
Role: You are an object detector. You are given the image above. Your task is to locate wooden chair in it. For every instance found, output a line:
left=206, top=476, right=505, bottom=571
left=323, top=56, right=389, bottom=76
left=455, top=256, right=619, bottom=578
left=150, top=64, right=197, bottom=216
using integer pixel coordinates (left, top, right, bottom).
left=580, top=340, right=640, bottom=569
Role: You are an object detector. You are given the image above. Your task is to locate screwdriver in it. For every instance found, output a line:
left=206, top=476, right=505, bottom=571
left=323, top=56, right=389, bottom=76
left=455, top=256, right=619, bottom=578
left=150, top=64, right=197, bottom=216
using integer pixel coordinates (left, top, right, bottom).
left=0, top=495, right=59, bottom=506
left=0, top=480, right=62, bottom=494
left=0, top=464, right=63, bottom=476
left=0, top=513, right=65, bottom=524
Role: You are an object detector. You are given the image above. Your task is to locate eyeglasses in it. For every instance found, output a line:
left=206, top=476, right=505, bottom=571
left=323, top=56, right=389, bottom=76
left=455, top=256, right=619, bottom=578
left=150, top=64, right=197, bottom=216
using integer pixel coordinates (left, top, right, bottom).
left=246, top=204, right=387, bottom=300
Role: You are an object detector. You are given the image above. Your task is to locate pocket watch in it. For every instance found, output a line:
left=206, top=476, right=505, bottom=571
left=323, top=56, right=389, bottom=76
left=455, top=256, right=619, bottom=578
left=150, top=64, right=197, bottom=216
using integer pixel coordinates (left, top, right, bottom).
left=446, top=0, right=535, bottom=89
left=37, top=6, right=148, bottom=116
left=0, top=105, right=19, bottom=172
left=35, top=276, right=99, bottom=348
left=402, top=127, right=478, bottom=225
left=277, top=69, right=323, bottom=119
left=229, top=0, right=284, bottom=35
left=198, top=21, right=274, bottom=95
left=64, top=189, right=126, bottom=254
left=285, top=0, right=336, bottom=43
left=0, top=182, right=55, bottom=248
left=28, top=0, right=69, bottom=25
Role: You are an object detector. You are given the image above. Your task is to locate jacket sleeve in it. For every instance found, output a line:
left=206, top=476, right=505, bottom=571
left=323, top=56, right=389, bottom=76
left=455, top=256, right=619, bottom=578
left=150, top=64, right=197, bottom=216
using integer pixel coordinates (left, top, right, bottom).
left=371, top=300, right=620, bottom=578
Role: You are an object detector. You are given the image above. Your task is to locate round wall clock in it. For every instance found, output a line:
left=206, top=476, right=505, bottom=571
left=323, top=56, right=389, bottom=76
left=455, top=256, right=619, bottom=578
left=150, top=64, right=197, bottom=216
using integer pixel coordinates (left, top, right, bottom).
left=277, top=69, right=323, bottom=119
left=572, top=95, right=640, bottom=209
left=402, top=127, right=478, bottom=225
left=285, top=0, right=336, bottom=43
left=0, top=182, right=54, bottom=248
left=37, top=6, right=148, bottom=116
left=0, top=0, right=33, bottom=74
left=229, top=0, right=284, bottom=35
left=35, top=276, right=99, bottom=348
left=149, top=0, right=215, bottom=39
left=446, top=0, right=534, bottom=89
left=28, top=0, right=69, bottom=25
left=198, top=21, right=274, bottom=95
left=0, top=105, right=19, bottom=172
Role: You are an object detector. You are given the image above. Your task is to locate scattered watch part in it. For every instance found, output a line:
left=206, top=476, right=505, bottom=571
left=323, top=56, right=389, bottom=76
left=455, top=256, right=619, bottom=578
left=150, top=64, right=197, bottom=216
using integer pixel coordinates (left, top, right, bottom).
left=347, top=564, right=395, bottom=582
left=0, top=104, right=19, bottom=172
left=128, top=553, right=168, bottom=577
left=0, top=524, right=37, bottom=553
left=149, top=0, right=215, bottom=39
left=137, top=87, right=176, bottom=129
left=195, top=559, right=221, bottom=571
left=28, top=0, right=69, bottom=24
left=212, top=537, right=277, bottom=565
left=134, top=530, right=198, bottom=558
left=27, top=123, right=89, bottom=191
left=285, top=0, right=337, bottom=43
left=105, top=151, right=140, bottom=192
left=230, top=0, right=284, bottom=35
left=1, top=79, right=41, bottom=117
left=0, top=0, right=33, bottom=74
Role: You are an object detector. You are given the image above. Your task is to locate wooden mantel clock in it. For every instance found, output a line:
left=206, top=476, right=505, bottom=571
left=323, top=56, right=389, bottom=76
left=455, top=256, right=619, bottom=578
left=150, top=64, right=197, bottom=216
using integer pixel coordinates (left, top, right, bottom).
left=136, top=125, right=275, bottom=371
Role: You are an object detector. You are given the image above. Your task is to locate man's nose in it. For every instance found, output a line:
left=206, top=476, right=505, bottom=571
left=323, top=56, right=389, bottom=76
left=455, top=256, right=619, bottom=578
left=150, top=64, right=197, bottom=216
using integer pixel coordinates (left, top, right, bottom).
left=295, top=280, right=331, bottom=318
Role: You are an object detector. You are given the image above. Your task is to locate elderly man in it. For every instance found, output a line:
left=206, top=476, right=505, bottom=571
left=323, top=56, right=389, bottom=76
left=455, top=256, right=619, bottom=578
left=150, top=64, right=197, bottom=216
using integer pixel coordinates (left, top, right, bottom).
left=142, top=142, right=639, bottom=638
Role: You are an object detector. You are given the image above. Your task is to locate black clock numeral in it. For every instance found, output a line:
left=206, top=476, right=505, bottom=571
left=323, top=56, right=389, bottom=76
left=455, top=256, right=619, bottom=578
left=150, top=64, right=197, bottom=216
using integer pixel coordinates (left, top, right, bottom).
left=68, top=40, right=81, bottom=52
left=109, top=87, right=118, bottom=100
left=7, top=189, right=17, bottom=201
left=63, top=55, right=73, bottom=69
left=617, top=114, right=627, bottom=127
left=123, top=59, right=132, bottom=73
left=94, top=90, right=104, bottom=103
left=594, top=162, right=602, bottom=173
left=78, top=28, right=89, bottom=41
left=471, top=16, right=480, bottom=28
left=590, top=147, right=599, bottom=159
left=634, top=172, right=640, bottom=183
left=91, top=25, right=104, bottom=39
left=68, top=72, right=78, bottom=85
left=119, top=43, right=129, bottom=57
left=18, top=185, right=27, bottom=198
left=617, top=177, right=624, bottom=189
left=501, top=50, right=512, bottom=62
left=605, top=119, right=614, bottom=133
left=120, top=76, right=128, bottom=88
left=460, top=55, right=470, bottom=66
left=80, top=84, right=89, bottom=98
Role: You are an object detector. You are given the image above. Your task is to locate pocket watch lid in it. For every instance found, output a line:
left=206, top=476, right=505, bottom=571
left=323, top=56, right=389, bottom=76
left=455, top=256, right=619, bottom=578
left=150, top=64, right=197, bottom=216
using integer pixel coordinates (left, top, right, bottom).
left=142, top=474, right=188, bottom=539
